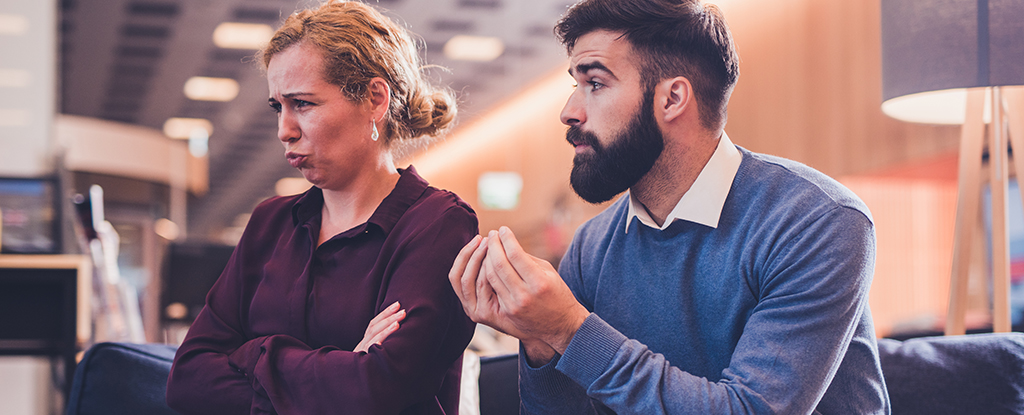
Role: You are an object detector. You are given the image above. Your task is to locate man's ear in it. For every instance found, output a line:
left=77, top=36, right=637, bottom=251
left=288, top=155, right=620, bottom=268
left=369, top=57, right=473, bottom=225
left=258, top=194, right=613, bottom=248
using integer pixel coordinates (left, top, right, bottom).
left=367, top=77, right=391, bottom=121
left=659, top=76, right=693, bottom=124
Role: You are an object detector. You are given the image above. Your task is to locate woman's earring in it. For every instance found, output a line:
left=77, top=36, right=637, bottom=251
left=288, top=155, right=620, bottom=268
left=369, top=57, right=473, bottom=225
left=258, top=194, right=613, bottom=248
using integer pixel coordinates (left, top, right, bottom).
left=371, top=122, right=379, bottom=141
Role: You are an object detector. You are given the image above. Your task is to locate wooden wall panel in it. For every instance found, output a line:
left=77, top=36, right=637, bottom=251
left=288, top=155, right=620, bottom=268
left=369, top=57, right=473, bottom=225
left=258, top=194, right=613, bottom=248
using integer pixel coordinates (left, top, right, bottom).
left=719, top=0, right=961, bottom=177
left=842, top=177, right=960, bottom=336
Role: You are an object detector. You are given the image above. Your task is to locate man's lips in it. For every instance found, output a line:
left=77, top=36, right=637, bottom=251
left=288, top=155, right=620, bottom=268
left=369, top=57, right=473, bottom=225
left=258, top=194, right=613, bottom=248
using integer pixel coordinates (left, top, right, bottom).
left=566, top=126, right=598, bottom=153
left=572, top=143, right=592, bottom=154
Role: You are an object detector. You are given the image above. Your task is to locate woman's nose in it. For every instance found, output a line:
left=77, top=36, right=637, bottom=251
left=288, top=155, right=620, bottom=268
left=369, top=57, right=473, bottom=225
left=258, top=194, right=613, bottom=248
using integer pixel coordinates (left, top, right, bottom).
left=277, top=111, right=299, bottom=143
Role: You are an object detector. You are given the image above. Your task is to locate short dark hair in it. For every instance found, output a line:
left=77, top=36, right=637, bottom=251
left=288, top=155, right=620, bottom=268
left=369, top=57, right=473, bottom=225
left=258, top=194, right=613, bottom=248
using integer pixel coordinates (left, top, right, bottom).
left=555, top=0, right=739, bottom=130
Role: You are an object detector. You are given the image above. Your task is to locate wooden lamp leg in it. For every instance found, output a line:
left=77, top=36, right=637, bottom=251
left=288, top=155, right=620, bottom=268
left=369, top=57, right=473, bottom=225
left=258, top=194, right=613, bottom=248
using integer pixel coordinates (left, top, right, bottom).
left=990, top=86, right=1012, bottom=333
left=946, top=89, right=987, bottom=336
left=1003, top=87, right=1024, bottom=331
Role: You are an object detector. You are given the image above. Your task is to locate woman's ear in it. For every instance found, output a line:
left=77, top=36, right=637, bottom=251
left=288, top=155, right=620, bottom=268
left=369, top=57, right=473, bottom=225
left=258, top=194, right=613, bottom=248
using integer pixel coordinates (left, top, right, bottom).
left=659, top=76, right=693, bottom=124
left=367, top=77, right=391, bottom=121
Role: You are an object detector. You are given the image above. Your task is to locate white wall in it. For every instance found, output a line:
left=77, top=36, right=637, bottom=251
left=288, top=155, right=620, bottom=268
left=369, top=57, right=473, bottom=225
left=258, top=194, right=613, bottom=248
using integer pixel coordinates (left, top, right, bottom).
left=0, top=0, right=57, bottom=177
left=0, top=0, right=62, bottom=411
left=0, top=356, right=59, bottom=415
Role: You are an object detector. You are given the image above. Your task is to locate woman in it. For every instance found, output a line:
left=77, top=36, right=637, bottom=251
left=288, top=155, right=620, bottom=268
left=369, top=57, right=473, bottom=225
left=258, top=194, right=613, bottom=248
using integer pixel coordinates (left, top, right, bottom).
left=166, top=2, right=478, bottom=414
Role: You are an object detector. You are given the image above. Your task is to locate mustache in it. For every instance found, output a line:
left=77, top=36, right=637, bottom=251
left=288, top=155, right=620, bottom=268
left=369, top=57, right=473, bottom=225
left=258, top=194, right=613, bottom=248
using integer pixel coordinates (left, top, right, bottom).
left=566, top=126, right=600, bottom=149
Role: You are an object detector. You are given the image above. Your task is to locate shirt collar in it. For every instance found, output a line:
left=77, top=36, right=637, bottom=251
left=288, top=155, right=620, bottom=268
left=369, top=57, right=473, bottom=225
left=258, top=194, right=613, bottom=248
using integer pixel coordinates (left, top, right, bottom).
left=625, top=132, right=742, bottom=233
left=291, top=165, right=429, bottom=235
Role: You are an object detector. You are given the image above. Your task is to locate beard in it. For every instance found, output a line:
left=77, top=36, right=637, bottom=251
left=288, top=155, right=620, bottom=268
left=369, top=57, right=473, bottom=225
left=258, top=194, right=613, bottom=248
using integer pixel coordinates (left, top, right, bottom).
left=568, top=88, right=665, bottom=204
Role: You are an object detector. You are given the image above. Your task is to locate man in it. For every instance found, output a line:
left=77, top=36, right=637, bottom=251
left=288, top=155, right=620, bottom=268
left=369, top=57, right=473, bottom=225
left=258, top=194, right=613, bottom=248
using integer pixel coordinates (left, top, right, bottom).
left=449, top=0, right=889, bottom=413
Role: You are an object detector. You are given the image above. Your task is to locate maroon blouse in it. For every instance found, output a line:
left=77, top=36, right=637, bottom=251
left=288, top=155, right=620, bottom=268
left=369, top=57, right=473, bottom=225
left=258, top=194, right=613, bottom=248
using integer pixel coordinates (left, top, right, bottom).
left=167, top=167, right=478, bottom=415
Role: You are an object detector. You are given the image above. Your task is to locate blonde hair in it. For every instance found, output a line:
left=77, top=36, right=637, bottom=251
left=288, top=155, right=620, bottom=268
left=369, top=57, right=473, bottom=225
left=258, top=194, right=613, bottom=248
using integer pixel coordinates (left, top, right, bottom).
left=261, top=0, right=456, bottom=151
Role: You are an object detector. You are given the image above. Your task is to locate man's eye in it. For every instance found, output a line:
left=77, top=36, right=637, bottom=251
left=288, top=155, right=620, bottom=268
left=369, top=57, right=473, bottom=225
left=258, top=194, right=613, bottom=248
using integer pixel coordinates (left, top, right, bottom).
left=269, top=102, right=282, bottom=113
left=589, top=81, right=604, bottom=90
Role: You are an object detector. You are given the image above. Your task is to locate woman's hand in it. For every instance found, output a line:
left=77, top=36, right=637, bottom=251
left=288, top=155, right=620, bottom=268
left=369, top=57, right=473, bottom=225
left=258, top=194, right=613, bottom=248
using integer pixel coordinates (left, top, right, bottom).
left=354, top=301, right=406, bottom=353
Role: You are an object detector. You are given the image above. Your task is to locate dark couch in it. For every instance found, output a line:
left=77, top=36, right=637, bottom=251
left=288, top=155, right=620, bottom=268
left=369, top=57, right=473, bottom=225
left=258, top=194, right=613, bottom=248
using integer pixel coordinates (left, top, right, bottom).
left=67, top=333, right=1024, bottom=415
left=66, top=342, right=179, bottom=415
left=878, top=333, right=1024, bottom=415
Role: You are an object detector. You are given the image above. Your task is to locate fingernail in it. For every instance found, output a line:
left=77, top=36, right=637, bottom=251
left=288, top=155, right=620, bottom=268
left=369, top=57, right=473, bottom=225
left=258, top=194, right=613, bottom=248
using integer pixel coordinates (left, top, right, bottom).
left=489, top=230, right=498, bottom=238
left=473, top=234, right=482, bottom=243
left=398, top=309, right=406, bottom=316
left=389, top=301, right=400, bottom=310
left=499, top=226, right=508, bottom=236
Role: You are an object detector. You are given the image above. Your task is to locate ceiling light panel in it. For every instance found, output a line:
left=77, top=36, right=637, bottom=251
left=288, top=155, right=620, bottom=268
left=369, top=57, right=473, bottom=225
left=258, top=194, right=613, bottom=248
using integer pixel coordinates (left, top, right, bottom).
left=184, top=76, right=239, bottom=101
left=213, top=22, right=274, bottom=50
left=0, top=69, right=31, bottom=88
left=444, top=35, right=505, bottom=62
left=163, top=117, right=213, bottom=139
left=0, top=14, right=29, bottom=35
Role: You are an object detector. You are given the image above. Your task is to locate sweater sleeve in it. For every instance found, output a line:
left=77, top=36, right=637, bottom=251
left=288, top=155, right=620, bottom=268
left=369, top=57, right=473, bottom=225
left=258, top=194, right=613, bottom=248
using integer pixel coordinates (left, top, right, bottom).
left=519, top=228, right=604, bottom=415
left=239, top=206, right=478, bottom=414
left=539, top=207, right=880, bottom=414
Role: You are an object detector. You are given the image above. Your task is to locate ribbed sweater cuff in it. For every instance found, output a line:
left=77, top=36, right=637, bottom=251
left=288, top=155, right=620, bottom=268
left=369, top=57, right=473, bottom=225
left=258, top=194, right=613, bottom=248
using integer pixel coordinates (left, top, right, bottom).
left=519, top=345, right=581, bottom=405
left=556, top=313, right=627, bottom=388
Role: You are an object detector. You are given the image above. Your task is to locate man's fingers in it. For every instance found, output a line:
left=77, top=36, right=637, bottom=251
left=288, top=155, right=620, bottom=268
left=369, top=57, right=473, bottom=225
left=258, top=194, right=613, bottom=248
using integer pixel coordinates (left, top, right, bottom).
left=449, top=235, right=482, bottom=301
left=475, top=270, right=498, bottom=314
left=482, top=252, right=514, bottom=310
left=461, top=236, right=490, bottom=311
left=485, top=230, right=526, bottom=292
left=496, top=226, right=533, bottom=272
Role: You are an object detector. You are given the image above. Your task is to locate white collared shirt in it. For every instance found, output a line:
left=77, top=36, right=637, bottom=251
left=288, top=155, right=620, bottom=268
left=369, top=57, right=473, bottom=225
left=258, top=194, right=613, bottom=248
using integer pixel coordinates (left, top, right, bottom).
left=625, top=132, right=742, bottom=232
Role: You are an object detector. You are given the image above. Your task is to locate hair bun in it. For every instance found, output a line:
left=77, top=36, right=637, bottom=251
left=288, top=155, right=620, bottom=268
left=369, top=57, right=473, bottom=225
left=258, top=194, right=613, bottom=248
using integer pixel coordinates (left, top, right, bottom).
left=404, top=86, right=457, bottom=139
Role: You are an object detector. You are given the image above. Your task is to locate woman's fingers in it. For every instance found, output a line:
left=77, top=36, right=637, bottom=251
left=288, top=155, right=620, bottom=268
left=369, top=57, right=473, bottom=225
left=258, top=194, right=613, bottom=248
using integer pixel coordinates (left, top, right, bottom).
left=355, top=302, right=406, bottom=353
left=367, top=320, right=400, bottom=347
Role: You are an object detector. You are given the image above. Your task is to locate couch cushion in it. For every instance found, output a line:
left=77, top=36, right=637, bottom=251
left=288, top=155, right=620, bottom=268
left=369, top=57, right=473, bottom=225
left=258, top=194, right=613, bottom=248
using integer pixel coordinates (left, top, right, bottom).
left=878, top=333, right=1024, bottom=415
left=66, top=342, right=178, bottom=415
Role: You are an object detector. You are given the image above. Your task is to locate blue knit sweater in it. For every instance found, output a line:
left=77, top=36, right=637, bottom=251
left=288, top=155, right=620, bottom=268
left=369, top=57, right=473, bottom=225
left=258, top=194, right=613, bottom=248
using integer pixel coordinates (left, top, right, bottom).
left=520, top=147, right=890, bottom=414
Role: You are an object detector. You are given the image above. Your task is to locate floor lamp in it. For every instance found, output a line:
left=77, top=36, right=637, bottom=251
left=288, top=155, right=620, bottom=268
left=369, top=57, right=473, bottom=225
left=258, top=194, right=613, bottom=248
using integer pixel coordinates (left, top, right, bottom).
left=881, top=0, right=1024, bottom=335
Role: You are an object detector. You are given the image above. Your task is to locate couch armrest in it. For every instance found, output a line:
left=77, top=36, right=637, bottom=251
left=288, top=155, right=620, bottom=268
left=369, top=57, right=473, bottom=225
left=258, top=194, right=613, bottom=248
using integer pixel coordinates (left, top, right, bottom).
left=66, top=342, right=178, bottom=415
left=879, top=332, right=1024, bottom=415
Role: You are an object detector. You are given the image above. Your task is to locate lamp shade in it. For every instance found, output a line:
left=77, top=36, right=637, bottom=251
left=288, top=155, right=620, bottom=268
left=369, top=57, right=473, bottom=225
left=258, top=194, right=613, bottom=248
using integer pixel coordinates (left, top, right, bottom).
left=881, top=0, right=1024, bottom=124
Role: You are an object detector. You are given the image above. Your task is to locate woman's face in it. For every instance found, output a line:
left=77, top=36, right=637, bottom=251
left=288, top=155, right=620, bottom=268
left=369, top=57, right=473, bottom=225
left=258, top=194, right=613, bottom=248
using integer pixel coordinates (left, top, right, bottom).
left=267, top=42, right=377, bottom=191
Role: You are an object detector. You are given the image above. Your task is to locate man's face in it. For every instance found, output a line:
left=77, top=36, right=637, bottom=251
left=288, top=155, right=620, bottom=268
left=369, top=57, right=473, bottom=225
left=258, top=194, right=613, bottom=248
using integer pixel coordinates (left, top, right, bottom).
left=562, top=30, right=664, bottom=204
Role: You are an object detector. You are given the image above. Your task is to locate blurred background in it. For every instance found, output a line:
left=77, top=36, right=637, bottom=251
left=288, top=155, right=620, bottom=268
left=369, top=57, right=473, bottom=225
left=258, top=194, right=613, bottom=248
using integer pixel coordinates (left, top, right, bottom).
left=1, top=0, right=1001, bottom=413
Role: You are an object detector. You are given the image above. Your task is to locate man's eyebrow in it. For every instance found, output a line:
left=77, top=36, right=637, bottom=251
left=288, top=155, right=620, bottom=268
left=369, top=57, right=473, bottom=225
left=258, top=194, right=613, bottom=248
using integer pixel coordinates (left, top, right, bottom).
left=570, top=61, right=616, bottom=79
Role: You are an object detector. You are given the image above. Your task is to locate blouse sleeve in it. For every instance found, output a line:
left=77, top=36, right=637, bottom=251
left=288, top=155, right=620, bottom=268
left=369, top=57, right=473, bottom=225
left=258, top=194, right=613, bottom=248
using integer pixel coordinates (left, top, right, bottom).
left=239, top=205, right=478, bottom=414
left=166, top=242, right=256, bottom=415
